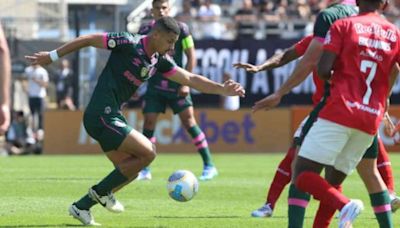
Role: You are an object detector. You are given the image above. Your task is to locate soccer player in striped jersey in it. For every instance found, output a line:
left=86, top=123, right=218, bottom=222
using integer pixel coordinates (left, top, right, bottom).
left=25, top=17, right=244, bottom=226
left=136, top=0, right=217, bottom=181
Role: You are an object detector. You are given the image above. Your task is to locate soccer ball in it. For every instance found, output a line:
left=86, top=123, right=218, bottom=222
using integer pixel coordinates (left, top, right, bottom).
left=167, top=170, right=199, bottom=202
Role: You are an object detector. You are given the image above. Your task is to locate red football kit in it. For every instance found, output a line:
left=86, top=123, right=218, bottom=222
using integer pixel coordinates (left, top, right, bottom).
left=320, top=13, right=400, bottom=135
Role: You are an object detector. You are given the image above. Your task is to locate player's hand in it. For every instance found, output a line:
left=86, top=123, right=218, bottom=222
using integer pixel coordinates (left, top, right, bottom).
left=222, top=79, right=245, bottom=97
left=233, top=63, right=261, bottom=73
left=383, top=112, right=395, bottom=136
left=0, top=104, right=10, bottom=135
left=252, top=93, right=282, bottom=113
left=178, top=86, right=190, bottom=97
left=25, top=51, right=52, bottom=66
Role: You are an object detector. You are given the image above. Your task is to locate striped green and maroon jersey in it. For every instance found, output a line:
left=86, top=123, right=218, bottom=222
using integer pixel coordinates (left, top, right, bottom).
left=85, top=32, right=177, bottom=115
left=139, top=20, right=194, bottom=93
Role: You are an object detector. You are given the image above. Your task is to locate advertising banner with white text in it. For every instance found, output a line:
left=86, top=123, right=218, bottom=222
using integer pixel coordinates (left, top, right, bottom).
left=44, top=109, right=290, bottom=154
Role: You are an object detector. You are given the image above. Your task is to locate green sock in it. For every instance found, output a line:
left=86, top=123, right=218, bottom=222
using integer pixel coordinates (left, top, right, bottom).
left=93, top=168, right=128, bottom=196
left=142, top=129, right=154, bottom=171
left=143, top=129, right=154, bottom=138
left=188, top=125, right=213, bottom=166
left=75, top=194, right=97, bottom=210
left=370, top=190, right=393, bottom=228
left=288, top=184, right=310, bottom=228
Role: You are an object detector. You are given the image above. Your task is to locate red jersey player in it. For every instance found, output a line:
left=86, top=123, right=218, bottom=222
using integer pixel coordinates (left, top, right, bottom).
left=294, top=0, right=399, bottom=227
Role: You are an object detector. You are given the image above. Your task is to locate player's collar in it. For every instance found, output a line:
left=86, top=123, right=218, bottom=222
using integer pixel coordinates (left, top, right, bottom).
left=141, top=35, right=152, bottom=59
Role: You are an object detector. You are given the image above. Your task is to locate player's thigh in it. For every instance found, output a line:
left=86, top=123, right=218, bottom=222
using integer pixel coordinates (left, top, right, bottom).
left=298, top=118, right=349, bottom=167
left=324, top=165, right=347, bottom=186
left=334, top=129, right=374, bottom=175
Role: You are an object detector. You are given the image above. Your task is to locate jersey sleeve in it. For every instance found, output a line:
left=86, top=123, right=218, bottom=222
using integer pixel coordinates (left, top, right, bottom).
left=138, top=23, right=151, bottom=35
left=313, top=11, right=333, bottom=42
left=157, top=54, right=178, bottom=77
left=103, top=32, right=137, bottom=51
left=294, top=35, right=313, bottom=56
left=323, top=20, right=345, bottom=55
left=180, top=22, right=194, bottom=50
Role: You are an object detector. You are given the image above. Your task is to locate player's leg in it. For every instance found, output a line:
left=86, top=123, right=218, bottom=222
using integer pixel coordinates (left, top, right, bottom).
left=285, top=112, right=320, bottom=223
left=252, top=142, right=296, bottom=218
left=376, top=137, right=400, bottom=212
left=137, top=91, right=166, bottom=180
left=294, top=119, right=371, bottom=228
left=357, top=137, right=393, bottom=228
left=173, top=96, right=216, bottom=181
left=70, top=113, right=155, bottom=225
left=311, top=166, right=343, bottom=228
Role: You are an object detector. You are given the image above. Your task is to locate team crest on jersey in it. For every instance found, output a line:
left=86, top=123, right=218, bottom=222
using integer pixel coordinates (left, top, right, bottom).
left=140, top=67, right=149, bottom=77
left=108, top=39, right=116, bottom=48
left=104, top=106, right=112, bottom=114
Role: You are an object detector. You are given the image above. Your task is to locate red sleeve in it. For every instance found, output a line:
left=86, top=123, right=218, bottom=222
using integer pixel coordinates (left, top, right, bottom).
left=323, top=20, right=345, bottom=55
left=294, top=35, right=313, bottom=56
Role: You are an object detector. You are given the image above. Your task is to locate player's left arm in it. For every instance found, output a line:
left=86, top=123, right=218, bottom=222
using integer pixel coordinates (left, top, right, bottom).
left=167, top=67, right=245, bottom=97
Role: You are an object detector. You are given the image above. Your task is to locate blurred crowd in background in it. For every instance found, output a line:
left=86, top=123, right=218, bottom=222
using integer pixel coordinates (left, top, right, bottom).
left=2, top=0, right=400, bottom=156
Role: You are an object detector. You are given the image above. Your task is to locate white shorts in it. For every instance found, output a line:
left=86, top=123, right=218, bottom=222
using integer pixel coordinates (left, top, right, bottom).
left=293, top=116, right=309, bottom=138
left=298, top=118, right=374, bottom=175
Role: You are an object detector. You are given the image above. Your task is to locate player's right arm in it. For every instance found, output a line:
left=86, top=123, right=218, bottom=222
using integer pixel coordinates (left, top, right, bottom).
left=233, top=46, right=299, bottom=73
left=25, top=34, right=105, bottom=66
left=234, top=35, right=313, bottom=73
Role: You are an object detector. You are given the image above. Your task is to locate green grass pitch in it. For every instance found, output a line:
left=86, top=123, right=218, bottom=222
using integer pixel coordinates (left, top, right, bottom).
left=0, top=153, right=399, bottom=227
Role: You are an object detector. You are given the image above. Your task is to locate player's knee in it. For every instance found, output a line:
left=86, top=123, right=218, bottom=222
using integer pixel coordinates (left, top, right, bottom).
left=142, top=144, right=157, bottom=166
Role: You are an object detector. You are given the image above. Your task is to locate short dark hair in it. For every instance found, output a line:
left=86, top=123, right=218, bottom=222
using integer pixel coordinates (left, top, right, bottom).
left=153, top=16, right=180, bottom=36
left=152, top=0, right=168, bottom=4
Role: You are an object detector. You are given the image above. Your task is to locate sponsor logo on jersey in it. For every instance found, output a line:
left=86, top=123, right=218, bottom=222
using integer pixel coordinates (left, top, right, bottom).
left=113, top=120, right=126, bottom=128
left=354, top=23, right=397, bottom=42
left=108, top=39, right=116, bottom=48
left=104, top=106, right=112, bottom=114
left=359, top=37, right=391, bottom=51
left=345, top=100, right=381, bottom=116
